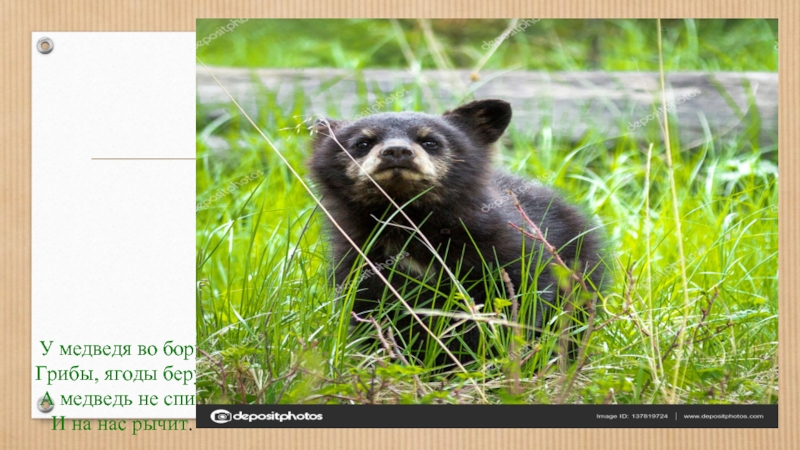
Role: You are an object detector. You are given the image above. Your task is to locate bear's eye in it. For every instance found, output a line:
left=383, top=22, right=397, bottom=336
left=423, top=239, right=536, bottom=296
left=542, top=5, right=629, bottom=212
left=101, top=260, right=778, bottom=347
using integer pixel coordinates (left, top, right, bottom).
left=421, top=140, right=438, bottom=150
left=354, top=140, right=371, bottom=150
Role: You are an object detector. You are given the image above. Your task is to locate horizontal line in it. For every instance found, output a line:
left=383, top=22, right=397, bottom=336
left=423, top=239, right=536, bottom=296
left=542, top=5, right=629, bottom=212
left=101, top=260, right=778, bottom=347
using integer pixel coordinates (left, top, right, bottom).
left=91, top=158, right=196, bottom=160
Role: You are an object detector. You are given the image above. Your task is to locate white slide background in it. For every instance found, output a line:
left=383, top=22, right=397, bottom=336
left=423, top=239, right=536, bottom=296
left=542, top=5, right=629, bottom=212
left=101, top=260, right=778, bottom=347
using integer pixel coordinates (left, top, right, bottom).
left=31, top=32, right=196, bottom=419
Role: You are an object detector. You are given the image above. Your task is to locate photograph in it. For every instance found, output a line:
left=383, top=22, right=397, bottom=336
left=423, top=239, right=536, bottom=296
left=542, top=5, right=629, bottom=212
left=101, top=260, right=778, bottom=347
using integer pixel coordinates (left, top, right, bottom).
left=195, top=18, right=778, bottom=406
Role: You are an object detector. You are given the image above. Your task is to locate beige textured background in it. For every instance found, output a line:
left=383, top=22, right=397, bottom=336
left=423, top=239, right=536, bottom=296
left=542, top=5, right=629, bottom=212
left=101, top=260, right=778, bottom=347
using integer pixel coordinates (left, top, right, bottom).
left=0, top=1, right=790, bottom=448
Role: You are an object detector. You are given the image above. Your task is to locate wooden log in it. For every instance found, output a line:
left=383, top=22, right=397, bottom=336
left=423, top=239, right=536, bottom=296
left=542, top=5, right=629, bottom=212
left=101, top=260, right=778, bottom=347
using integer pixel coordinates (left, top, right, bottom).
left=197, top=67, right=777, bottom=149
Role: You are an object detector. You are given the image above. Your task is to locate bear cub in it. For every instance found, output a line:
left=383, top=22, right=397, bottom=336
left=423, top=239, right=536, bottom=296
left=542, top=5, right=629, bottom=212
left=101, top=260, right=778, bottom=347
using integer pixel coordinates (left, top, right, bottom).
left=309, top=99, right=606, bottom=366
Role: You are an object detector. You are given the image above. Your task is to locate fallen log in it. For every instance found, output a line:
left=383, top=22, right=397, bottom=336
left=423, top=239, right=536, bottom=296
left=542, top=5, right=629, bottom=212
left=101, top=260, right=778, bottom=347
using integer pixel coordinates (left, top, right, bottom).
left=197, top=67, right=777, bottom=149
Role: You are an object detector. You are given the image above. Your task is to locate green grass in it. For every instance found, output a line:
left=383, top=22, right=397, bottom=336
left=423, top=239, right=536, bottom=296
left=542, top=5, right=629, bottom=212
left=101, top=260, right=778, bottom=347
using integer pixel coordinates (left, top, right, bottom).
left=195, top=19, right=778, bottom=405
left=197, top=19, right=778, bottom=72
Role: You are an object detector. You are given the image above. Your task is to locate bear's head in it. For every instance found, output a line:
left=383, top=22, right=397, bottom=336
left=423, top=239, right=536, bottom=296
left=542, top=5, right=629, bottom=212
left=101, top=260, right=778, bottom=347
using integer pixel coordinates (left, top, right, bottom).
left=309, top=99, right=512, bottom=208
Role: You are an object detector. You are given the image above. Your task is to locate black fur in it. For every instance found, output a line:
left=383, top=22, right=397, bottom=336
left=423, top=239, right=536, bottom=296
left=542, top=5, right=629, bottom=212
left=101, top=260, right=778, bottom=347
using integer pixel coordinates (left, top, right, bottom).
left=308, top=99, right=607, bottom=366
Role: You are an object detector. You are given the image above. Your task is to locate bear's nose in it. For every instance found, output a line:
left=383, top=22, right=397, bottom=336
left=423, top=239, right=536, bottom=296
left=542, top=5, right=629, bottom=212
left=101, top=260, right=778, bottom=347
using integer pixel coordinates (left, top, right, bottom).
left=379, top=139, right=415, bottom=161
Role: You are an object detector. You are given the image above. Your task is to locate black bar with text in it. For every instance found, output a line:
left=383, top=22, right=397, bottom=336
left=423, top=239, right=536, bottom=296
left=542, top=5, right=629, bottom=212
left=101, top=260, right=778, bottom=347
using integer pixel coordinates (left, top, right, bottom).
left=197, top=404, right=777, bottom=428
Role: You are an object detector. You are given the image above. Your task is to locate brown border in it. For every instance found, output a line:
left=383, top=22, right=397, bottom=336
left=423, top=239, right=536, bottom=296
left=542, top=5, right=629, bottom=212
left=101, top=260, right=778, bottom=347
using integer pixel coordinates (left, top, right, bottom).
left=1, top=2, right=790, bottom=449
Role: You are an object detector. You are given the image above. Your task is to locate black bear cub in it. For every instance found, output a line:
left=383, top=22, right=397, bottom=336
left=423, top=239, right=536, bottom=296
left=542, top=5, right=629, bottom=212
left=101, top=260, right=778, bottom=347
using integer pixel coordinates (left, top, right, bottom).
left=309, top=99, right=606, bottom=367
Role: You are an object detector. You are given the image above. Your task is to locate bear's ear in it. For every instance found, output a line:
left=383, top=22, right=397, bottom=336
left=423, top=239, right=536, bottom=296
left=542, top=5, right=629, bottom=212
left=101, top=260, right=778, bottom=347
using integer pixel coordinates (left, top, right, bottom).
left=443, top=99, right=512, bottom=145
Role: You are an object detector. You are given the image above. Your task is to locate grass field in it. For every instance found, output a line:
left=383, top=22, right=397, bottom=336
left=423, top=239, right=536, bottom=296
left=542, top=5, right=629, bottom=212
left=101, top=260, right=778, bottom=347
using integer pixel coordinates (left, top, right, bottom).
left=195, top=19, right=778, bottom=405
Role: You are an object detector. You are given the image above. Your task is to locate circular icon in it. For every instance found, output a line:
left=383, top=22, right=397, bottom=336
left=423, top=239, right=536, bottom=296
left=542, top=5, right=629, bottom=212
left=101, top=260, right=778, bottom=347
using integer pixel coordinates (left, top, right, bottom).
left=37, top=396, right=54, bottom=413
left=37, top=37, right=54, bottom=54
left=210, top=409, right=232, bottom=424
